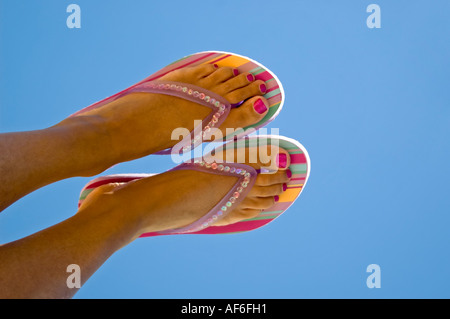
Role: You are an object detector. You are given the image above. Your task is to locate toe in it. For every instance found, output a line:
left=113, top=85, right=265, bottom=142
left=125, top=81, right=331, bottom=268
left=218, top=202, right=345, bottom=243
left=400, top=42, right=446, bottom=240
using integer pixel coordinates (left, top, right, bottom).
left=172, top=64, right=217, bottom=80
left=236, top=208, right=262, bottom=220
left=225, top=80, right=267, bottom=104
left=255, top=169, right=291, bottom=186
left=230, top=208, right=261, bottom=222
left=275, top=150, right=291, bottom=170
left=254, top=148, right=291, bottom=172
left=239, top=196, right=276, bottom=210
left=217, top=72, right=258, bottom=95
left=248, top=184, right=285, bottom=197
left=192, top=64, right=218, bottom=78
left=238, top=145, right=291, bottom=173
left=219, top=96, right=269, bottom=133
left=205, top=66, right=236, bottom=83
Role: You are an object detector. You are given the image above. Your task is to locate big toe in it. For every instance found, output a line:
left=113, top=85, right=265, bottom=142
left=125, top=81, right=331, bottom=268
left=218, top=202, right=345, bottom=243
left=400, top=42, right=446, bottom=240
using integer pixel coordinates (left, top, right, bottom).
left=217, top=96, right=269, bottom=139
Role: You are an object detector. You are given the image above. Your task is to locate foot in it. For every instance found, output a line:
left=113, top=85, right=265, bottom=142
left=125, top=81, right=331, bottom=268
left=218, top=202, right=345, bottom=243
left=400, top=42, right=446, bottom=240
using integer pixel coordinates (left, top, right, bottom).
left=77, top=142, right=291, bottom=240
left=62, top=64, right=269, bottom=171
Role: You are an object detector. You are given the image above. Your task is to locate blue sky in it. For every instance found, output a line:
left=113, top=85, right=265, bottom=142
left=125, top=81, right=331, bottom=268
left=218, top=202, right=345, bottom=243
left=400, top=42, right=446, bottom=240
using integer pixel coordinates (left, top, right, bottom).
left=1, top=0, right=449, bottom=298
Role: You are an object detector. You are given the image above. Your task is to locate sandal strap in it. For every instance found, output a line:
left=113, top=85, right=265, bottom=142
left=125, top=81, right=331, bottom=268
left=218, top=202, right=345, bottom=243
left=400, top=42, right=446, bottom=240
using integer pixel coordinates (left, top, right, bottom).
left=156, top=160, right=258, bottom=234
left=125, top=80, right=232, bottom=155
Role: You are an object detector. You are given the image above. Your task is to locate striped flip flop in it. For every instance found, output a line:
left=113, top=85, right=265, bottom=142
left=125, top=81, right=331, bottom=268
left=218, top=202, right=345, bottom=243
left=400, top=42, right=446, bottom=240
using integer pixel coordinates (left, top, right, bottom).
left=77, top=135, right=310, bottom=236
left=69, top=51, right=284, bottom=154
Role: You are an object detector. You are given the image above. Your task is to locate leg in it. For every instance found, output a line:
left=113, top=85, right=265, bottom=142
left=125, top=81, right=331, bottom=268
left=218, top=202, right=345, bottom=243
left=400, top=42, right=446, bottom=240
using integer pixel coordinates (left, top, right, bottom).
left=0, top=63, right=278, bottom=297
left=0, top=197, right=139, bottom=298
left=0, top=143, right=291, bottom=298
left=0, top=117, right=112, bottom=211
left=0, top=65, right=269, bottom=211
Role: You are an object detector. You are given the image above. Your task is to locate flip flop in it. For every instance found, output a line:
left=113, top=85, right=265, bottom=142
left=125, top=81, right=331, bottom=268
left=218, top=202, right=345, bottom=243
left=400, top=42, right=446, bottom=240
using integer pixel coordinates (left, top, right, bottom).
left=77, top=135, right=310, bottom=236
left=69, top=51, right=284, bottom=154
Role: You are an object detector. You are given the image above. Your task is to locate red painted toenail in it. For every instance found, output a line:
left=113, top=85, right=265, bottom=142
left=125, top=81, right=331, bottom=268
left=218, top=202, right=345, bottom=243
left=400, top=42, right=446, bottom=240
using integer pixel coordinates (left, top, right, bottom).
left=233, top=69, right=239, bottom=76
left=247, top=74, right=254, bottom=82
left=286, top=169, right=292, bottom=178
left=213, top=64, right=219, bottom=68
left=283, top=183, right=287, bottom=191
left=276, top=153, right=287, bottom=168
left=253, top=99, right=267, bottom=114
left=274, top=195, right=279, bottom=202
left=260, top=83, right=267, bottom=93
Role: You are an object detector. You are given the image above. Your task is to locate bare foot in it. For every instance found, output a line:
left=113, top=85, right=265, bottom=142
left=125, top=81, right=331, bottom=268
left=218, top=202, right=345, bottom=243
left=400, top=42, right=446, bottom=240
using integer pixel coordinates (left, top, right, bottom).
left=61, top=64, right=270, bottom=171
left=77, top=142, right=291, bottom=241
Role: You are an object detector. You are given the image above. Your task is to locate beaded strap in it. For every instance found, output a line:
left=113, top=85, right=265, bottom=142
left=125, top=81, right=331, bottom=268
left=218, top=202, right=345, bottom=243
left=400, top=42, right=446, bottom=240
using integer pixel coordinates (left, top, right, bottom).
left=125, top=80, right=231, bottom=155
left=156, top=160, right=258, bottom=234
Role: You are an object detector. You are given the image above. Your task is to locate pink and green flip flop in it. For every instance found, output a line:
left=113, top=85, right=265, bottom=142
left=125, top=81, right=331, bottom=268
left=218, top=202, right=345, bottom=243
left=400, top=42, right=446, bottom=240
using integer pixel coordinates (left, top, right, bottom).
left=69, top=51, right=285, bottom=154
left=78, top=136, right=310, bottom=237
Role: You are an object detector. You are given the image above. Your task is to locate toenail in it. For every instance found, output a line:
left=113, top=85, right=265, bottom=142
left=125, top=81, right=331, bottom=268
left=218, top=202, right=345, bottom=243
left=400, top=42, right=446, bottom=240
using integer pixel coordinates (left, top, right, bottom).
left=259, top=83, right=267, bottom=93
left=276, top=153, right=287, bottom=168
left=274, top=195, right=279, bottom=202
left=253, top=99, right=268, bottom=114
left=213, top=64, right=219, bottom=68
left=283, top=183, right=287, bottom=191
left=247, top=74, right=254, bottom=82
left=233, top=69, right=239, bottom=76
left=286, top=169, right=292, bottom=178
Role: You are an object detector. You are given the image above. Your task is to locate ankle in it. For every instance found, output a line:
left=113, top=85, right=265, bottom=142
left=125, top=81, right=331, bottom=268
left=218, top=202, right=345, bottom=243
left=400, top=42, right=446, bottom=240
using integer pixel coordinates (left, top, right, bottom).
left=53, top=115, right=118, bottom=177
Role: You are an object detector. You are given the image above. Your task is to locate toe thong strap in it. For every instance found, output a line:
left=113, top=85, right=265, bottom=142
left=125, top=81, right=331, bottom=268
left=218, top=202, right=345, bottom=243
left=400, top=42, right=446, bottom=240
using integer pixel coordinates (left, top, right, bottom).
left=126, top=80, right=232, bottom=155
left=156, top=160, right=258, bottom=235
